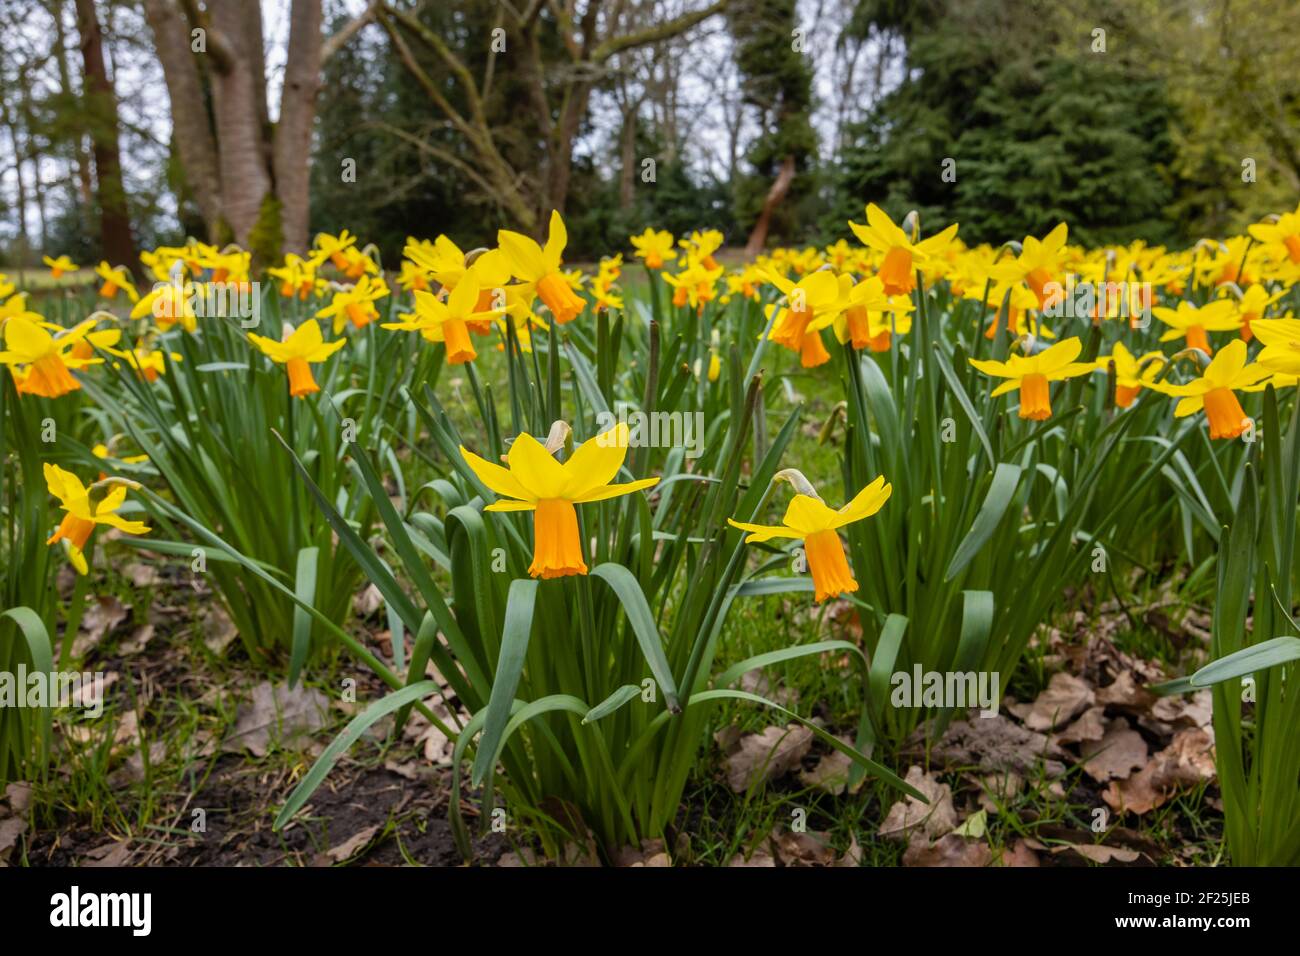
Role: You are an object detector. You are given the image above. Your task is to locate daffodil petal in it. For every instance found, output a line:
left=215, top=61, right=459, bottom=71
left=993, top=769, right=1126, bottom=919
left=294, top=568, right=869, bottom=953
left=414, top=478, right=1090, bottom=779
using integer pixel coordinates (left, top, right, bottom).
left=571, top=476, right=659, bottom=503
left=506, top=432, right=567, bottom=499
left=460, top=445, right=537, bottom=502
left=562, top=423, right=632, bottom=498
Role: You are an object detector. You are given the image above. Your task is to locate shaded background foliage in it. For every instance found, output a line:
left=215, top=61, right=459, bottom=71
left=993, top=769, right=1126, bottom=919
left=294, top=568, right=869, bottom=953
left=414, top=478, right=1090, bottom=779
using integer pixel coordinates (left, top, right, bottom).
left=0, top=0, right=1295, bottom=267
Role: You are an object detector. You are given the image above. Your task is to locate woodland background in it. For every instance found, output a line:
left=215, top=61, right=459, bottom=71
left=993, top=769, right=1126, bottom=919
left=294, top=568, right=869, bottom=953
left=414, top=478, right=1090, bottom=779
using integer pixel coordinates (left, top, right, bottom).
left=0, top=0, right=1296, bottom=268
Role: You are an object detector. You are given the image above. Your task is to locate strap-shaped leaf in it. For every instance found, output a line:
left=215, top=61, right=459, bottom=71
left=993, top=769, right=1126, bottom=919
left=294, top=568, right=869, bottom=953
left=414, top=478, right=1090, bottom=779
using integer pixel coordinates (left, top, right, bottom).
left=591, top=563, right=681, bottom=713
left=471, top=579, right=540, bottom=786
left=945, top=463, right=1022, bottom=582
left=583, top=685, right=643, bottom=724
left=274, top=679, right=440, bottom=829
left=1190, top=637, right=1300, bottom=687
left=288, top=546, right=319, bottom=688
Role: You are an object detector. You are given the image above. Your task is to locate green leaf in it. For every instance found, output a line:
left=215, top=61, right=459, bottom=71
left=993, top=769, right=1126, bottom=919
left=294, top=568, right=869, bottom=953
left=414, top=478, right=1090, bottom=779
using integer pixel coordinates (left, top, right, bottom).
left=274, top=680, right=439, bottom=829
left=288, top=546, right=319, bottom=688
left=932, top=343, right=995, bottom=467
left=945, top=463, right=1022, bottom=582
left=1190, top=636, right=1300, bottom=687
left=583, top=685, right=643, bottom=724
left=714, top=640, right=868, bottom=691
left=590, top=563, right=681, bottom=713
left=471, top=578, right=539, bottom=787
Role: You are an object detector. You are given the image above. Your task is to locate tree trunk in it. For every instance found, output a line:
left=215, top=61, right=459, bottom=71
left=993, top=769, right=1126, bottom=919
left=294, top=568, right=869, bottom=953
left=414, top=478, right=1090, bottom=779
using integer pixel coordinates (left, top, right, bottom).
left=618, top=104, right=638, bottom=210
left=209, top=0, right=272, bottom=244
left=141, top=0, right=223, bottom=239
left=274, top=0, right=323, bottom=254
left=744, top=154, right=796, bottom=258
left=545, top=81, right=593, bottom=220
left=73, top=0, right=136, bottom=267
left=51, top=3, right=91, bottom=233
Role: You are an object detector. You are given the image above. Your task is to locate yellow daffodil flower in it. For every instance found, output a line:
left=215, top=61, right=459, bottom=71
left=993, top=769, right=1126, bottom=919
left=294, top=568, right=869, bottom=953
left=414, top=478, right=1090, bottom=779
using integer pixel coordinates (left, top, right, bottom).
left=834, top=275, right=891, bottom=349
left=45, top=463, right=150, bottom=574
left=94, top=262, right=139, bottom=302
left=131, top=281, right=198, bottom=332
left=383, top=275, right=498, bottom=364
left=498, top=211, right=586, bottom=324
left=43, top=255, right=78, bottom=279
left=311, top=229, right=358, bottom=270
left=990, top=223, right=1069, bottom=307
left=316, top=275, right=390, bottom=334
left=397, top=259, right=431, bottom=292
left=1251, top=317, right=1300, bottom=375
left=1148, top=339, right=1270, bottom=439
left=118, top=345, right=182, bottom=382
left=268, top=254, right=319, bottom=299
left=1225, top=284, right=1287, bottom=342
left=1249, top=202, right=1300, bottom=264
left=1094, top=341, right=1166, bottom=408
left=760, top=269, right=846, bottom=367
left=848, top=204, right=958, bottom=296
left=630, top=229, right=678, bottom=270
left=1153, top=299, right=1239, bottom=355
left=968, top=337, right=1093, bottom=421
left=248, top=319, right=346, bottom=398
left=460, top=422, right=660, bottom=578
left=728, top=474, right=891, bottom=603
left=0, top=315, right=98, bottom=398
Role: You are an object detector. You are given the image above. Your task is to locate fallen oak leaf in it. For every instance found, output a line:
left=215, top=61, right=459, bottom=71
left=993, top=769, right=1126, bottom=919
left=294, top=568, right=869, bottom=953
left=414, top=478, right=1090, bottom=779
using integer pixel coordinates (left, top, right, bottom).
left=723, top=723, right=813, bottom=793
left=878, top=766, right=956, bottom=840
left=1015, top=672, right=1095, bottom=731
left=903, top=832, right=993, bottom=867
left=1080, top=722, right=1149, bottom=783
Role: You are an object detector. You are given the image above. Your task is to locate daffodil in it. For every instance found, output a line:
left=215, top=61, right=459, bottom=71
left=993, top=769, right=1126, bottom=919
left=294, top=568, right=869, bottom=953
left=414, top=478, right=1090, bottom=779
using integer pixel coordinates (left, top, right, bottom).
left=397, top=259, right=432, bottom=292
left=630, top=229, right=678, bottom=270
left=338, top=246, right=379, bottom=280
left=968, top=337, right=1093, bottom=421
left=311, top=229, right=358, bottom=270
left=591, top=280, right=623, bottom=312
left=760, top=269, right=846, bottom=367
left=64, top=319, right=122, bottom=362
left=0, top=315, right=98, bottom=398
left=983, top=283, right=1054, bottom=340
left=1149, top=339, right=1271, bottom=439
left=268, top=254, right=319, bottom=299
left=0, top=294, right=31, bottom=321
left=661, top=261, right=723, bottom=312
left=1250, top=317, right=1300, bottom=375
left=92, top=442, right=149, bottom=467
left=834, top=275, right=891, bottom=349
left=848, top=204, right=958, bottom=296
left=679, top=229, right=724, bottom=270
left=727, top=473, right=891, bottom=603
left=498, top=211, right=586, bottom=324
left=44, top=463, right=150, bottom=574
left=94, top=262, right=139, bottom=302
left=1249, top=202, right=1300, bottom=264
left=118, top=345, right=182, bottom=382
left=131, top=281, right=198, bottom=332
left=1153, top=299, right=1239, bottom=355
left=382, top=275, right=497, bottom=364
left=43, top=255, right=78, bottom=279
left=248, top=319, right=346, bottom=398
left=1225, top=284, right=1286, bottom=342
left=316, top=275, right=390, bottom=334
left=990, top=223, right=1069, bottom=307
left=1094, top=341, right=1166, bottom=408
left=459, top=422, right=659, bottom=579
